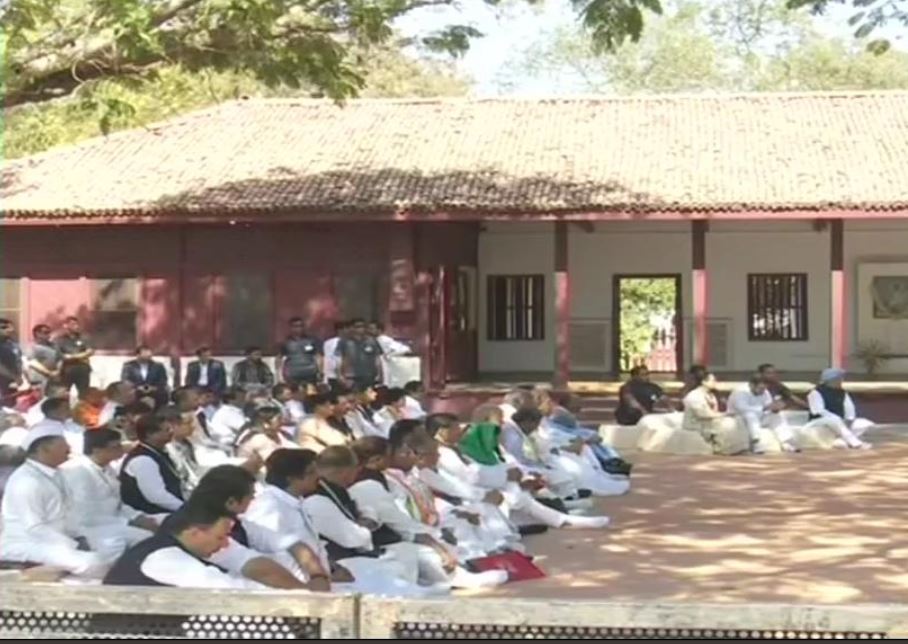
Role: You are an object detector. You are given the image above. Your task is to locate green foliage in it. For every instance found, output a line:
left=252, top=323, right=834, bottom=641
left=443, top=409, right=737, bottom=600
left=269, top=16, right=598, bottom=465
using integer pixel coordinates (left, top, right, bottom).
left=0, top=0, right=664, bottom=108
left=618, top=278, right=676, bottom=371
left=507, top=0, right=908, bottom=93
left=2, top=49, right=469, bottom=159
left=785, top=0, right=907, bottom=55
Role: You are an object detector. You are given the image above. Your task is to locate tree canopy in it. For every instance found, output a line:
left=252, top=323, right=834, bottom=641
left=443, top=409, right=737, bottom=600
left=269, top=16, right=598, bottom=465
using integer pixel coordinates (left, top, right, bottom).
left=505, top=0, right=908, bottom=93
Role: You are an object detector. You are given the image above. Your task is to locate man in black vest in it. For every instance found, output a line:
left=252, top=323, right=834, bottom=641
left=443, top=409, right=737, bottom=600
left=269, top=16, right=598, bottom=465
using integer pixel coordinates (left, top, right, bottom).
left=805, top=368, right=874, bottom=450
left=120, top=414, right=185, bottom=514
left=301, top=445, right=423, bottom=587
left=103, top=500, right=258, bottom=588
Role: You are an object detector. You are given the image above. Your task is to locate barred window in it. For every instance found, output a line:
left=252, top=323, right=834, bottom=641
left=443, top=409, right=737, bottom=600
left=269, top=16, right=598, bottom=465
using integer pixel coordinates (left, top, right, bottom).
left=487, top=275, right=545, bottom=341
left=747, top=274, right=808, bottom=341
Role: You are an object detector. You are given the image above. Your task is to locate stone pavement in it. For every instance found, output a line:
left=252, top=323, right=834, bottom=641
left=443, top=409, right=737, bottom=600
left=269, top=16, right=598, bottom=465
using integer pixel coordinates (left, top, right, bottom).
left=469, top=426, right=908, bottom=605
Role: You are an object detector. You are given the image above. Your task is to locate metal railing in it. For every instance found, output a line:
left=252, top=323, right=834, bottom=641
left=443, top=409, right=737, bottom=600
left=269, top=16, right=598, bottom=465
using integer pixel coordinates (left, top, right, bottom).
left=3, top=580, right=908, bottom=639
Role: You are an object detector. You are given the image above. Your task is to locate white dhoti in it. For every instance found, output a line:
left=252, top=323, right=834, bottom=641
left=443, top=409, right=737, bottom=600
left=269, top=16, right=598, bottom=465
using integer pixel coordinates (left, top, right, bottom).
left=83, top=523, right=151, bottom=556
left=0, top=537, right=114, bottom=577
left=548, top=450, right=630, bottom=497
left=799, top=416, right=874, bottom=448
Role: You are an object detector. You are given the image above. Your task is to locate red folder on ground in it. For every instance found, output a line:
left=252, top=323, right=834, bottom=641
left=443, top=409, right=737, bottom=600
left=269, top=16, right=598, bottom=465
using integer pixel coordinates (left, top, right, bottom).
left=470, top=552, right=546, bottom=582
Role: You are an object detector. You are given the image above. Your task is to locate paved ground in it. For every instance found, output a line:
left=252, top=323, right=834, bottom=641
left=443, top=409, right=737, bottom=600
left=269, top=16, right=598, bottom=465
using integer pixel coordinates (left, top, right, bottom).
left=469, top=426, right=908, bottom=605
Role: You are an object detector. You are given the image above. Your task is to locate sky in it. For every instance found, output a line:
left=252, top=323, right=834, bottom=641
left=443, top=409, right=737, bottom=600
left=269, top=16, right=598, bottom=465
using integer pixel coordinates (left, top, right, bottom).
left=394, top=0, right=904, bottom=95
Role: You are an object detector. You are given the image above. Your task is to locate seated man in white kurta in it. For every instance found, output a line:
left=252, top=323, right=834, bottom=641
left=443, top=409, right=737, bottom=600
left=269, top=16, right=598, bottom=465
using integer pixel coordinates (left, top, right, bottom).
left=103, top=500, right=263, bottom=588
left=0, top=425, right=117, bottom=576
left=726, top=375, right=798, bottom=454
left=804, top=368, right=874, bottom=450
left=29, top=397, right=85, bottom=458
left=349, top=436, right=507, bottom=589
left=189, top=464, right=331, bottom=591
left=62, top=427, right=159, bottom=548
left=245, top=447, right=431, bottom=597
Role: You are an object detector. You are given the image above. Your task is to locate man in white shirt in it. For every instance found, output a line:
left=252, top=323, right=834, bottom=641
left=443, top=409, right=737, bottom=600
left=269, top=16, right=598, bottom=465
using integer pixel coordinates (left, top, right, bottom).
left=98, top=381, right=137, bottom=427
left=29, top=397, right=85, bottom=457
left=0, top=424, right=117, bottom=576
left=805, top=368, right=874, bottom=450
left=349, top=437, right=507, bottom=589
left=120, top=414, right=185, bottom=514
left=322, top=321, right=349, bottom=386
left=368, top=321, right=411, bottom=386
left=63, top=427, right=159, bottom=548
left=190, top=465, right=331, bottom=591
left=24, top=383, right=69, bottom=427
left=246, top=447, right=432, bottom=597
left=103, top=501, right=263, bottom=589
left=209, top=387, right=249, bottom=451
left=402, top=381, right=427, bottom=420
left=727, top=375, right=798, bottom=454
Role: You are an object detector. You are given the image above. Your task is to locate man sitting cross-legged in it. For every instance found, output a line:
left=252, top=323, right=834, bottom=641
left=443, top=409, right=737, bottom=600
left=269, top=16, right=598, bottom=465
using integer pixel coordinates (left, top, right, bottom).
left=804, top=368, right=874, bottom=450
left=1, top=425, right=120, bottom=578
left=189, top=465, right=331, bottom=591
left=103, top=500, right=260, bottom=588
left=349, top=436, right=508, bottom=589
left=245, top=447, right=436, bottom=597
left=726, top=374, right=799, bottom=454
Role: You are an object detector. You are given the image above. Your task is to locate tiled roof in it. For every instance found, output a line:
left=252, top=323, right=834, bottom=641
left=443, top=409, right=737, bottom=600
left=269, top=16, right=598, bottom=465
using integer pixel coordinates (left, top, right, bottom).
left=3, top=92, right=908, bottom=221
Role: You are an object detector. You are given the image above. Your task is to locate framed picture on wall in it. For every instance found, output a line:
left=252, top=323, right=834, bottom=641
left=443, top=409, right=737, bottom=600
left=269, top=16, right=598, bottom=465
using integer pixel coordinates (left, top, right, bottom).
left=871, top=276, right=908, bottom=320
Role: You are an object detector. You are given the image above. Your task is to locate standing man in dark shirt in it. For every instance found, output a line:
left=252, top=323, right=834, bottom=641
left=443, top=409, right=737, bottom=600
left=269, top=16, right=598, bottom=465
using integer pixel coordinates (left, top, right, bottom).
left=0, top=319, right=26, bottom=405
left=758, top=363, right=808, bottom=410
left=337, top=319, right=383, bottom=390
left=25, top=324, right=62, bottom=393
left=276, top=317, right=323, bottom=393
left=614, top=365, right=674, bottom=426
left=57, top=316, right=94, bottom=399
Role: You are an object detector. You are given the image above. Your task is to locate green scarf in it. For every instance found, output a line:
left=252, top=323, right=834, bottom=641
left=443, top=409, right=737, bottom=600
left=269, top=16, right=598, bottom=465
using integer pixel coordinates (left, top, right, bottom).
left=459, top=422, right=503, bottom=466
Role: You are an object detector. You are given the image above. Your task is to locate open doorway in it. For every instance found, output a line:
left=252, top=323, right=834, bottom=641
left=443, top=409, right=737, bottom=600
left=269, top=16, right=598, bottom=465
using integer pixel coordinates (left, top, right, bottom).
left=612, top=275, right=682, bottom=376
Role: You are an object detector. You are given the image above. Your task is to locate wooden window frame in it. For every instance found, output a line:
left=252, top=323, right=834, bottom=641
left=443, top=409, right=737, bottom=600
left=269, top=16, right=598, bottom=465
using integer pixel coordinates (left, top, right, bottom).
left=487, top=274, right=545, bottom=342
left=747, top=273, right=809, bottom=342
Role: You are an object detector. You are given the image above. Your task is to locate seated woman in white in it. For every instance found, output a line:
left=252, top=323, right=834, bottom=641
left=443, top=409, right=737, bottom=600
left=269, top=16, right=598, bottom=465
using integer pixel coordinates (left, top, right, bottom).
left=236, top=402, right=297, bottom=463
left=682, top=368, right=750, bottom=456
left=804, top=368, right=873, bottom=450
left=345, top=385, right=383, bottom=439
left=427, top=414, right=610, bottom=530
left=726, top=375, right=798, bottom=454
left=350, top=437, right=507, bottom=589
left=103, top=502, right=263, bottom=589
left=298, top=393, right=353, bottom=453
left=62, top=428, right=158, bottom=550
left=245, top=447, right=434, bottom=597
left=190, top=464, right=331, bottom=591
left=0, top=426, right=117, bottom=577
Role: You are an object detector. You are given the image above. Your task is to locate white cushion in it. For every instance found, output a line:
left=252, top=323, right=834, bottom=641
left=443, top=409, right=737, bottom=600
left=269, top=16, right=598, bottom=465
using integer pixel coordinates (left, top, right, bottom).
left=599, top=424, right=643, bottom=452
left=636, top=413, right=713, bottom=456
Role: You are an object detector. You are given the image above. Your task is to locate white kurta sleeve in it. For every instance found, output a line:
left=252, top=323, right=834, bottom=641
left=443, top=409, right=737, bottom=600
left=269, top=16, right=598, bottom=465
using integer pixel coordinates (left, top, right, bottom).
left=302, top=496, right=373, bottom=550
left=349, top=480, right=429, bottom=541
left=142, top=548, right=265, bottom=589
left=844, top=393, right=857, bottom=422
left=242, top=519, right=300, bottom=553
left=807, top=390, right=831, bottom=419
left=726, top=390, right=756, bottom=417
left=124, top=456, right=184, bottom=512
left=3, top=475, right=80, bottom=548
left=206, top=538, right=260, bottom=574
left=417, top=467, right=484, bottom=502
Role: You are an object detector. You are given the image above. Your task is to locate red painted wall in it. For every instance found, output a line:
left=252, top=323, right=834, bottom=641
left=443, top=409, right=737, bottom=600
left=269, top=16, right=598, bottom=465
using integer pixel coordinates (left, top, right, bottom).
left=0, top=222, right=430, bottom=354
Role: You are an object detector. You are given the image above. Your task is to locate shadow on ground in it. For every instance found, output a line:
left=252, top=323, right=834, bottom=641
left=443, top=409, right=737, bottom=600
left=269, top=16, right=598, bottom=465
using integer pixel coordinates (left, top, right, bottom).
left=468, top=427, right=908, bottom=604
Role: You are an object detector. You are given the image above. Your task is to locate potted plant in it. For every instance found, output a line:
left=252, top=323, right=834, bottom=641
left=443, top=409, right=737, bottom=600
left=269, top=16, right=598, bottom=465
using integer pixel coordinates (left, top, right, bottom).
left=853, top=340, right=891, bottom=378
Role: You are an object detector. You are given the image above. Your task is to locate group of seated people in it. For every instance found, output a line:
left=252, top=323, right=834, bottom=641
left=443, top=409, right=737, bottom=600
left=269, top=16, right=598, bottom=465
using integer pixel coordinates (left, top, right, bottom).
left=0, top=378, right=632, bottom=593
left=614, top=363, right=876, bottom=455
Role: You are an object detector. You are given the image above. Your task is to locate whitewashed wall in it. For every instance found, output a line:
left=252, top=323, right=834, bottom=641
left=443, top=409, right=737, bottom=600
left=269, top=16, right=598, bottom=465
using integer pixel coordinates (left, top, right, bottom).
left=478, top=222, right=556, bottom=372
left=845, top=220, right=908, bottom=374
left=706, top=221, right=831, bottom=373
left=478, top=219, right=908, bottom=375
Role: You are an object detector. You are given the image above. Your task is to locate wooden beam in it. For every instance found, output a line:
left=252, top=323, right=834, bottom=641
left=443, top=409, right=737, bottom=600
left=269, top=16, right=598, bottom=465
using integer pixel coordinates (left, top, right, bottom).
left=692, top=221, right=708, bottom=365
left=554, top=221, right=570, bottom=387
left=830, top=220, right=846, bottom=368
